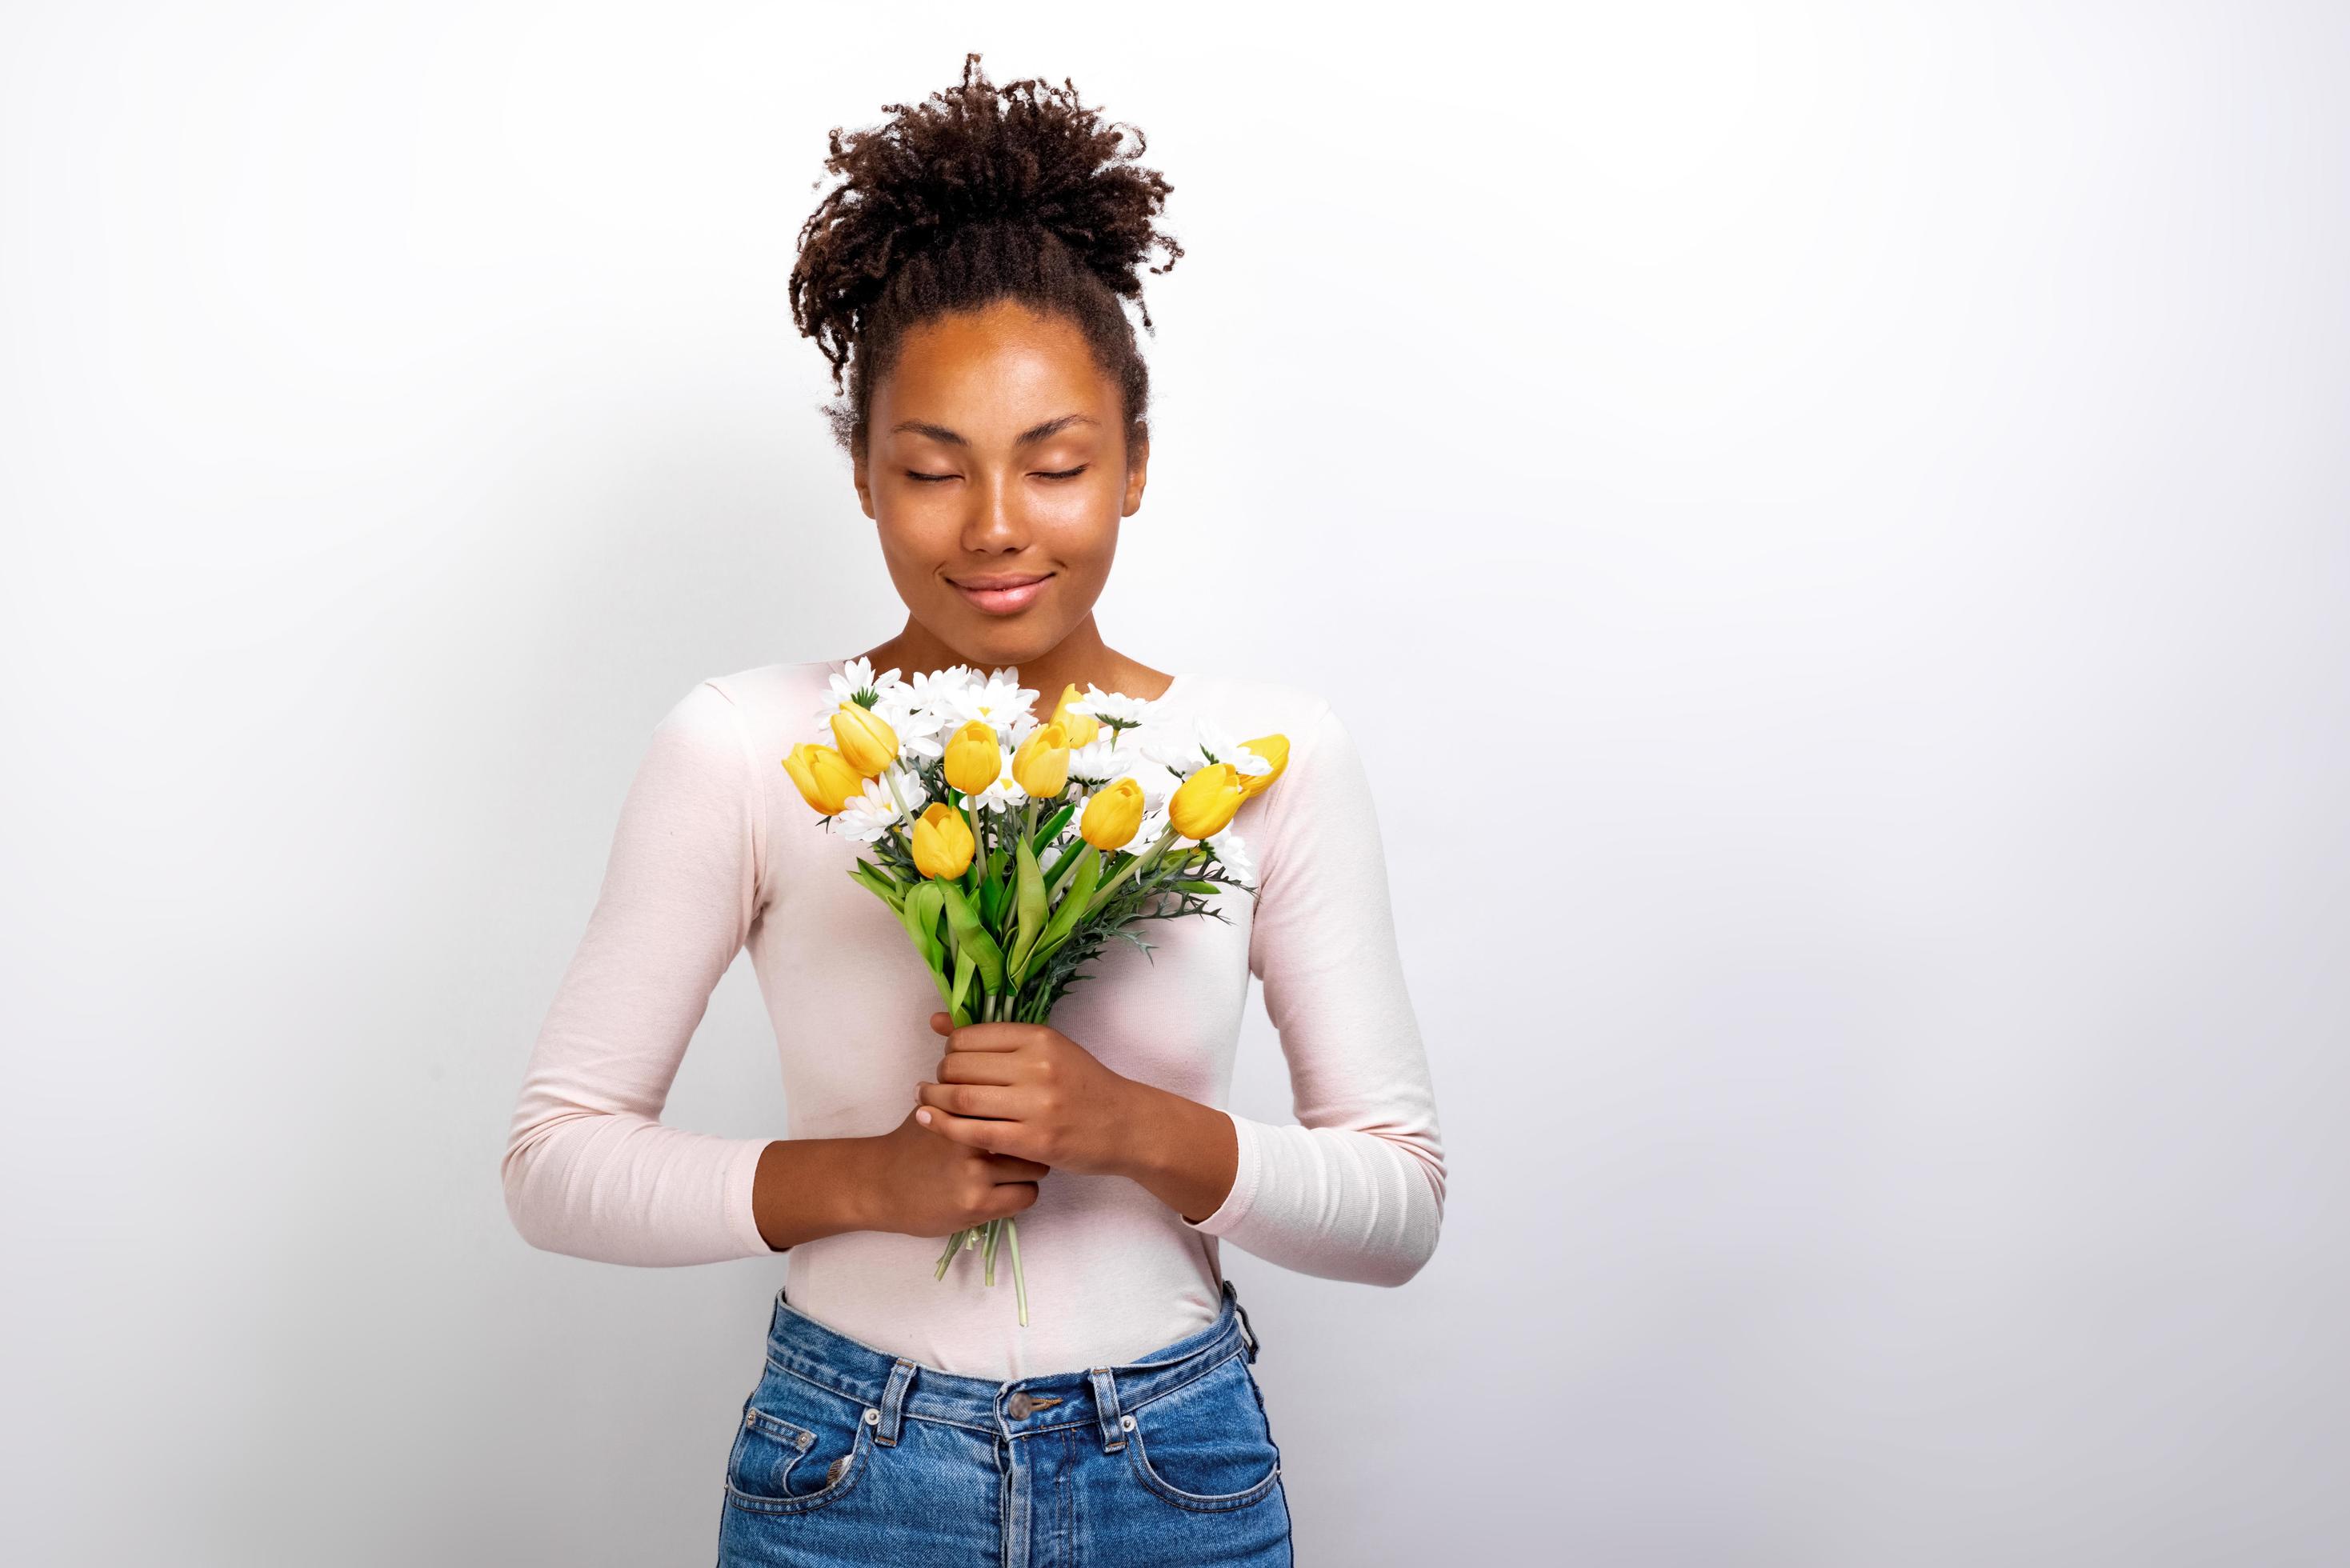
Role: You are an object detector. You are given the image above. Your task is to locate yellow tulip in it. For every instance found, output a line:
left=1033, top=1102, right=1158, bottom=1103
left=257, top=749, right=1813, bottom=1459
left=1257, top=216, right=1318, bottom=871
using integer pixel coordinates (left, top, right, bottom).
left=1048, top=684, right=1100, bottom=748
left=1011, top=722, right=1071, bottom=798
left=943, top=720, right=1002, bottom=797
left=1079, top=778, right=1147, bottom=850
left=829, top=702, right=899, bottom=778
left=1168, top=762, right=1247, bottom=840
left=1233, top=734, right=1289, bottom=800
left=910, top=802, right=976, bottom=879
left=782, top=742, right=867, bottom=815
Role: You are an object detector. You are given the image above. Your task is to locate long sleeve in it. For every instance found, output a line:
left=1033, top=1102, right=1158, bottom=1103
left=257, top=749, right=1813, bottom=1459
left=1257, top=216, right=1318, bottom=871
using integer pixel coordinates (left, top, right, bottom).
left=500, top=678, right=781, bottom=1266
left=1179, top=702, right=1448, bottom=1286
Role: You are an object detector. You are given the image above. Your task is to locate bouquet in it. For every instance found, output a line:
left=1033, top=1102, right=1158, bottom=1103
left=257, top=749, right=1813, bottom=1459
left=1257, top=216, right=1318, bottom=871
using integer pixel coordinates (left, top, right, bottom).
left=779, top=660, right=1290, bottom=1326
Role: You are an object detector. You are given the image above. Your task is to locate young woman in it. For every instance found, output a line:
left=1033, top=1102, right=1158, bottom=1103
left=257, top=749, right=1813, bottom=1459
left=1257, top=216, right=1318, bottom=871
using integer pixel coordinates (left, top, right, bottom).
left=502, top=54, right=1446, bottom=1566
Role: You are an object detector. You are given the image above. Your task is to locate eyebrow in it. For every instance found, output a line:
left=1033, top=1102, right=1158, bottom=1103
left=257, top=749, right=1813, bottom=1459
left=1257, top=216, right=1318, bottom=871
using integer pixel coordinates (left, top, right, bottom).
left=890, top=413, right=1099, bottom=448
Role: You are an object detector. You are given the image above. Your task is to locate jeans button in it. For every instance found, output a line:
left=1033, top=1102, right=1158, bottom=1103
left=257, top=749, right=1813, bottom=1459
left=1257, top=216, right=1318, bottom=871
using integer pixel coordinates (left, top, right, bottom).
left=1007, top=1393, right=1034, bottom=1418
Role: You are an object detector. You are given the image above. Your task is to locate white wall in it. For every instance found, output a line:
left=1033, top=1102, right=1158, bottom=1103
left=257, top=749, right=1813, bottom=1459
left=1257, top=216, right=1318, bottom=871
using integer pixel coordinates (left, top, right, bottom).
left=5, top=2, right=2344, bottom=1563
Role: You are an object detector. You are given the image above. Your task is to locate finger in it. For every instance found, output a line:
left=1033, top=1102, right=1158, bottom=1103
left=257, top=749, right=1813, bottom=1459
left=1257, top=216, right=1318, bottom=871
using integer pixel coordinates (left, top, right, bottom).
left=935, top=1051, right=1019, bottom=1086
left=917, top=1081, right=1023, bottom=1121
left=915, top=1104, right=1039, bottom=1160
left=987, top=1181, right=1040, bottom=1219
left=944, top=1022, right=1031, bottom=1053
left=929, top=1011, right=952, bottom=1038
left=986, top=1154, right=1052, bottom=1181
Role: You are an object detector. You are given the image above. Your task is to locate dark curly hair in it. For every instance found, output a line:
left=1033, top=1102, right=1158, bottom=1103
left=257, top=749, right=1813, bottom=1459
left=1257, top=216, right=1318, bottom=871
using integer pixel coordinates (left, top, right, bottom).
left=788, top=52, right=1183, bottom=462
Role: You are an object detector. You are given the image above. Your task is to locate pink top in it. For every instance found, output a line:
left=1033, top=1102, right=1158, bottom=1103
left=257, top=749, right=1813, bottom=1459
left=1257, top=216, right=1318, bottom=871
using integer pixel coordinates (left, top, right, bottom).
left=501, top=659, right=1447, bottom=1380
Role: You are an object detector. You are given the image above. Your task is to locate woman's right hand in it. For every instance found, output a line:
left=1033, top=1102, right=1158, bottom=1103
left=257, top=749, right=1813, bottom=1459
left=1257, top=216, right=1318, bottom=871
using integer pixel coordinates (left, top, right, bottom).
left=855, top=1107, right=1049, bottom=1238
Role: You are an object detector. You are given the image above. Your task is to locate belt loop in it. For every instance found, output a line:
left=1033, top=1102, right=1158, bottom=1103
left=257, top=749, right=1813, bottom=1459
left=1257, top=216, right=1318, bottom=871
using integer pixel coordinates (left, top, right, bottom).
left=874, top=1358, right=916, bottom=1447
left=1227, top=1281, right=1261, bottom=1361
left=1088, top=1366, right=1127, bottom=1454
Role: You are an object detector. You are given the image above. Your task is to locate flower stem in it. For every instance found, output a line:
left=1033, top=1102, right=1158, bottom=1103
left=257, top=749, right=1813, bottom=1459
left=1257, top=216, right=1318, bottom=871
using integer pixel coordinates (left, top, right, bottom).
left=1007, top=1216, right=1027, bottom=1327
left=1091, top=825, right=1182, bottom=913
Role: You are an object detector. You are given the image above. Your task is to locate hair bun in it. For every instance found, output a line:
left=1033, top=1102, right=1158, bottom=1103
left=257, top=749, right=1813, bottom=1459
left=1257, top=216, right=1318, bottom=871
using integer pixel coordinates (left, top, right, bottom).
left=791, top=52, right=1183, bottom=398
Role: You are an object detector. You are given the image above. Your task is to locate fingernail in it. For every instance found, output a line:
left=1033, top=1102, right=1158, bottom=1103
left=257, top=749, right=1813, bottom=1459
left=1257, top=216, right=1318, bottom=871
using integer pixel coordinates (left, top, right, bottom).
left=916, top=1110, right=932, bottom=1126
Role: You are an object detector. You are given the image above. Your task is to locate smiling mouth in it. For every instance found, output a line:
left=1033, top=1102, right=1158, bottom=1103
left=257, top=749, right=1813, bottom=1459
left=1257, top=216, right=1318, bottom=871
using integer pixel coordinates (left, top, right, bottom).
left=950, top=572, right=1054, bottom=614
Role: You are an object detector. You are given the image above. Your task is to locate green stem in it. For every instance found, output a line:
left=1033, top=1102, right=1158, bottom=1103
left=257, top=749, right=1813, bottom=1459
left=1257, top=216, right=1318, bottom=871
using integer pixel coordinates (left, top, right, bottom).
left=1091, top=824, right=1181, bottom=913
left=1007, top=1216, right=1027, bottom=1327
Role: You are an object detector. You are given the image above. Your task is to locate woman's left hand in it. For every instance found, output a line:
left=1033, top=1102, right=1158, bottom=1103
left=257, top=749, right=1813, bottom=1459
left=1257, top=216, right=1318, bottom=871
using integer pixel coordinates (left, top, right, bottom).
left=913, top=1013, right=1154, bottom=1178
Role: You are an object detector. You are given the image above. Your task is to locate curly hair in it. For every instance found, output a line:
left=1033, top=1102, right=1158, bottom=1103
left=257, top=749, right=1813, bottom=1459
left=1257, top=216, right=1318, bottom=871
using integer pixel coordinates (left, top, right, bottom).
left=788, top=52, right=1183, bottom=461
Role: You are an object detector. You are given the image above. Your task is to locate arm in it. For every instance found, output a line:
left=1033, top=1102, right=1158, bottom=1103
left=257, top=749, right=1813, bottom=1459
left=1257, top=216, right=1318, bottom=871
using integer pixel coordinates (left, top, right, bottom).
left=500, top=678, right=793, bottom=1266
left=502, top=681, right=1044, bottom=1261
left=1160, top=702, right=1448, bottom=1286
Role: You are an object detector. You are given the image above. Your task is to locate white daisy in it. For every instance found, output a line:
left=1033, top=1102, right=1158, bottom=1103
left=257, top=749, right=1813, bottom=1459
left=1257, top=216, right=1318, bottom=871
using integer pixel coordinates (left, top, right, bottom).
left=875, top=685, right=950, bottom=762
left=822, top=656, right=903, bottom=709
left=1146, top=717, right=1270, bottom=778
left=1139, top=721, right=1208, bottom=779
left=1075, top=684, right=1153, bottom=727
left=1202, top=720, right=1273, bottom=778
left=827, top=766, right=930, bottom=843
left=937, top=667, right=1041, bottom=741
left=903, top=665, right=978, bottom=712
left=1205, top=827, right=1255, bottom=888
left=1067, top=730, right=1134, bottom=783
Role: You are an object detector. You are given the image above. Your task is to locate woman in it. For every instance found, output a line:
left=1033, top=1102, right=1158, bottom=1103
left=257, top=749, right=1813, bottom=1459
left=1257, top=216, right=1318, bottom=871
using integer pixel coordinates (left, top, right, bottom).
left=502, top=54, right=1446, bottom=1566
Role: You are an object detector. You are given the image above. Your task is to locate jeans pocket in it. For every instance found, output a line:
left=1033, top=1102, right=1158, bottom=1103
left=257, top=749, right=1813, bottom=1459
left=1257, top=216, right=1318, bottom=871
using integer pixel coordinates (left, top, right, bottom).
left=723, top=1360, right=875, bottom=1515
left=1123, top=1349, right=1284, bottom=1513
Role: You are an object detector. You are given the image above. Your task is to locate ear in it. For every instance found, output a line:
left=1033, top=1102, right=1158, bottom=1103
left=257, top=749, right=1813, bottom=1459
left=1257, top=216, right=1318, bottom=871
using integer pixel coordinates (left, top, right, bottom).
left=851, top=443, right=876, bottom=521
left=1122, top=432, right=1149, bottom=516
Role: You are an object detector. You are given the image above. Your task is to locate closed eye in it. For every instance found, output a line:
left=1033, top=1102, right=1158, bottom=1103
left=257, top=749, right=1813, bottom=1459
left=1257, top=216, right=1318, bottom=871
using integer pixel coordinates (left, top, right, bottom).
left=904, top=466, right=1088, bottom=482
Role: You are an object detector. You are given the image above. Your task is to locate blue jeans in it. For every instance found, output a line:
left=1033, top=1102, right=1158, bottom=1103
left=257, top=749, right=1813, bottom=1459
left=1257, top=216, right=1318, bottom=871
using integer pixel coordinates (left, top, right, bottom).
left=715, top=1278, right=1293, bottom=1566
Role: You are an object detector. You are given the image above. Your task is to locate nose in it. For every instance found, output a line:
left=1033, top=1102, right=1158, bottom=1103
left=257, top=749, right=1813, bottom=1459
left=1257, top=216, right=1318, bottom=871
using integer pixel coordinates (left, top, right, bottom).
left=960, top=470, right=1031, bottom=554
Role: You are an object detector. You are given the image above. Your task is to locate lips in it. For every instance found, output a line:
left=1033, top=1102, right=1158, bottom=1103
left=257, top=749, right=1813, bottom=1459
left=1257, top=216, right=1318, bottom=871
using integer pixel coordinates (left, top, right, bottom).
left=951, top=572, right=1053, bottom=615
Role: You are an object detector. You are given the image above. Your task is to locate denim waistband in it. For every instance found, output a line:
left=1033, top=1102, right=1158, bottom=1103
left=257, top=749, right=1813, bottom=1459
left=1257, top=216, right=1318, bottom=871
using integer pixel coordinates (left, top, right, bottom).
left=762, top=1278, right=1262, bottom=1452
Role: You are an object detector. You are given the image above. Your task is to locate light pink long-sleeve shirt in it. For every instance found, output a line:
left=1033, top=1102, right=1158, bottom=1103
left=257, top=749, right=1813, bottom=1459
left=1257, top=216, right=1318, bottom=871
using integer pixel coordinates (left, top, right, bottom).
left=502, top=658, right=1446, bottom=1379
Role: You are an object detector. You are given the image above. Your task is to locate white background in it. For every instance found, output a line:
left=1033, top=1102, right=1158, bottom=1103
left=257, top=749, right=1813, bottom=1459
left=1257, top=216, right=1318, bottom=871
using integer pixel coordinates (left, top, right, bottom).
left=5, top=2, right=2344, bottom=1563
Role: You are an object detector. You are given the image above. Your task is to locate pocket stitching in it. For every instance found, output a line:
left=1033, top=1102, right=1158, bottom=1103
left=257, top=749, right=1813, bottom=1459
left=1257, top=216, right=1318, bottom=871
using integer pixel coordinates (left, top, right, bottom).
left=724, top=1402, right=872, bottom=1515
left=1121, top=1358, right=1283, bottom=1514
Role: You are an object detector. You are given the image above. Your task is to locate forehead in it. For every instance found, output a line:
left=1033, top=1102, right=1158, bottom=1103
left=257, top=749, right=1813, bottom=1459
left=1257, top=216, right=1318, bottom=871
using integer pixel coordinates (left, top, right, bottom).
left=879, top=302, right=1114, bottom=439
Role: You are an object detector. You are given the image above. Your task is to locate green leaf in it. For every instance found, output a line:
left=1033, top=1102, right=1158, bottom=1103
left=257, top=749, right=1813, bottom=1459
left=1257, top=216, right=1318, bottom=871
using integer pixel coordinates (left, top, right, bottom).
left=1043, top=839, right=1089, bottom=894
left=896, top=879, right=946, bottom=973
left=937, top=879, right=1005, bottom=993
left=1006, top=834, right=1048, bottom=982
left=1174, top=880, right=1219, bottom=894
left=1029, top=801, right=1076, bottom=856
left=847, top=861, right=904, bottom=913
left=950, top=950, right=977, bottom=1026
left=979, top=827, right=1010, bottom=924
left=1026, top=843, right=1103, bottom=974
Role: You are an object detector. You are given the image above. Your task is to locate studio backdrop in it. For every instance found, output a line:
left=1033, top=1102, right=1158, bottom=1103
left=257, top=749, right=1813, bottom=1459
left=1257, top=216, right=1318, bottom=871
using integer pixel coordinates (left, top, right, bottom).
left=4, top=3, right=2344, bottom=1565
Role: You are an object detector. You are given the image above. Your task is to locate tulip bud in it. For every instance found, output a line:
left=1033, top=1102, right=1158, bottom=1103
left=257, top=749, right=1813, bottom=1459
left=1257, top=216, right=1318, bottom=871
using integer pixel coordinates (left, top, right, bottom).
left=1079, top=777, right=1147, bottom=851
left=1049, top=684, right=1100, bottom=748
left=1011, top=722, right=1071, bottom=798
left=782, top=742, right=867, bottom=816
left=1168, top=762, right=1247, bottom=840
left=910, top=801, right=976, bottom=879
left=829, top=702, right=899, bottom=778
left=1233, top=734, right=1289, bottom=800
left=943, top=720, right=1002, bottom=798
